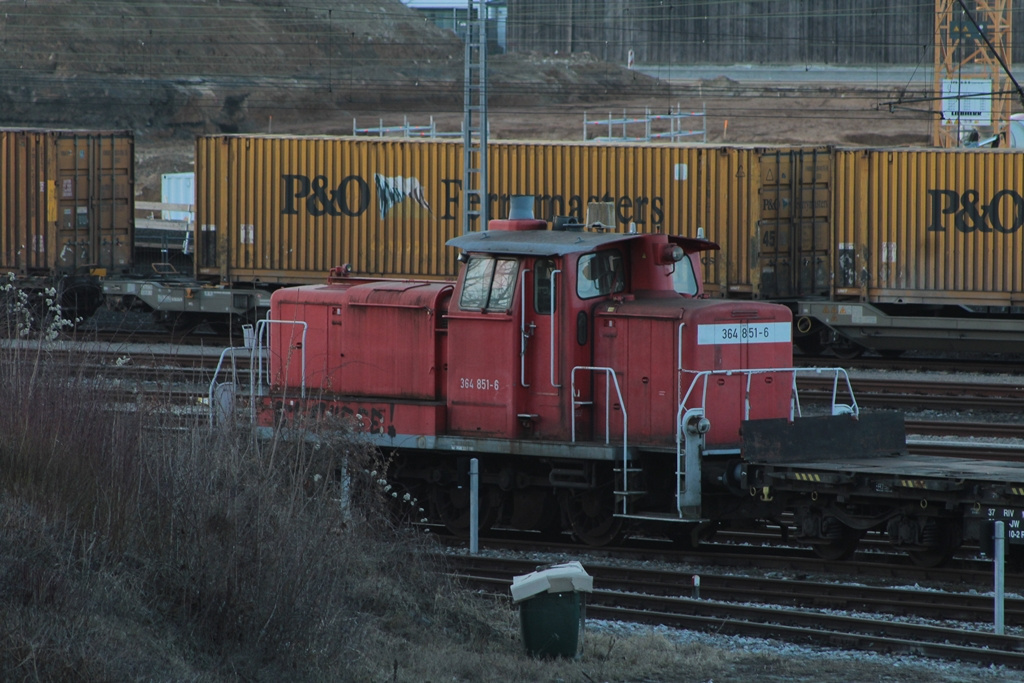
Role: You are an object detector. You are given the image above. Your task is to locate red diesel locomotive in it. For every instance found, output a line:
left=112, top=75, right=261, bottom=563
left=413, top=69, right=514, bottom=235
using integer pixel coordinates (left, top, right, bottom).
left=254, top=206, right=1024, bottom=565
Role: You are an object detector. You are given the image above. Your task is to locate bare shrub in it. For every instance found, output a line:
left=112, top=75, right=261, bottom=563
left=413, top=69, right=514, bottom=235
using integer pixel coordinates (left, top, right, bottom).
left=0, top=346, right=144, bottom=552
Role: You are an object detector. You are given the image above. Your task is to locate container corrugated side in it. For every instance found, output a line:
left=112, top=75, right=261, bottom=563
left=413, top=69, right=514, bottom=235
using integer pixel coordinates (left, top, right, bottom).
left=196, top=136, right=463, bottom=284
left=750, top=147, right=832, bottom=300
left=195, top=136, right=766, bottom=288
left=0, top=129, right=134, bottom=277
left=55, top=131, right=134, bottom=276
left=0, top=130, right=50, bottom=276
left=833, top=148, right=1024, bottom=306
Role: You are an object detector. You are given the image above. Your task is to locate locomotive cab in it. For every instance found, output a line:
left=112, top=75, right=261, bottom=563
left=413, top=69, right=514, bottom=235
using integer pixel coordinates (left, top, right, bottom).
left=445, top=218, right=720, bottom=444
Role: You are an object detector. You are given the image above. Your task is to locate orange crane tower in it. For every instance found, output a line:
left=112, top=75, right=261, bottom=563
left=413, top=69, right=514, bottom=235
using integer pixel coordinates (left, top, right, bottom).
left=933, top=0, right=1015, bottom=147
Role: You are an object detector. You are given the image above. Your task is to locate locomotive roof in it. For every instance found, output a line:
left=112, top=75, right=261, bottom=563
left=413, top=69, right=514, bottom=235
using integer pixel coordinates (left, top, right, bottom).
left=447, top=229, right=719, bottom=256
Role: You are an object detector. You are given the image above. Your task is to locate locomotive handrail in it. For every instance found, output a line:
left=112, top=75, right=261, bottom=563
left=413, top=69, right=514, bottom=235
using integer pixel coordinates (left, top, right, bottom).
left=570, top=366, right=628, bottom=447
left=571, top=365, right=629, bottom=515
left=252, top=319, right=309, bottom=422
left=675, top=322, right=685, bottom=408
left=208, top=345, right=253, bottom=429
left=520, top=268, right=530, bottom=388
left=678, top=366, right=859, bottom=421
left=550, top=269, right=561, bottom=388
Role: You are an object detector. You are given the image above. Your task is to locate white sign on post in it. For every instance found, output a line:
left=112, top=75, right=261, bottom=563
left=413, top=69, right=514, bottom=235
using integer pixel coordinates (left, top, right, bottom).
left=941, top=79, right=992, bottom=126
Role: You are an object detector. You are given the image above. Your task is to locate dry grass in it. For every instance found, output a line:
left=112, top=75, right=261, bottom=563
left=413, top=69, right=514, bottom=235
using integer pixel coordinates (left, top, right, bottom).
left=0, top=296, right=1016, bottom=681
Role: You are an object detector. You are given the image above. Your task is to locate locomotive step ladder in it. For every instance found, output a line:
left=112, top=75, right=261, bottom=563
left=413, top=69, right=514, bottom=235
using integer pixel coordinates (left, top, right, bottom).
left=570, top=366, right=636, bottom=516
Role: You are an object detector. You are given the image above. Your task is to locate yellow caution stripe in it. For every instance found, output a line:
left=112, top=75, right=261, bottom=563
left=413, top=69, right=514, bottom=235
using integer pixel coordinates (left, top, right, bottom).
left=1010, top=487, right=1024, bottom=497
left=793, top=472, right=823, bottom=482
left=899, top=480, right=927, bottom=489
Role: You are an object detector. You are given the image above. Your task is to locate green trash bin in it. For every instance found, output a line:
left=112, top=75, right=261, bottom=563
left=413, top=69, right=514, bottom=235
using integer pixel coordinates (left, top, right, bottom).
left=511, top=561, right=593, bottom=659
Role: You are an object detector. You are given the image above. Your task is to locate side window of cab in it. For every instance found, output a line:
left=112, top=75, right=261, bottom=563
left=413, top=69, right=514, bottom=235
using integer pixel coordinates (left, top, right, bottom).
left=672, top=256, right=699, bottom=296
left=577, top=250, right=625, bottom=299
left=459, top=255, right=520, bottom=311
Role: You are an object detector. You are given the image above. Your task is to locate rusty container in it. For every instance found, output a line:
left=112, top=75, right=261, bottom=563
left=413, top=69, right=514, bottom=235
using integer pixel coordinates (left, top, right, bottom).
left=0, top=129, right=134, bottom=278
left=751, top=147, right=832, bottom=300
left=194, top=135, right=771, bottom=290
left=832, top=147, right=1024, bottom=306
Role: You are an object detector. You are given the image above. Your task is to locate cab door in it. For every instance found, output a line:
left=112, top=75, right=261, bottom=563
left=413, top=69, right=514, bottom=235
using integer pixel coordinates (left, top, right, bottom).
left=517, top=257, right=565, bottom=439
left=447, top=255, right=521, bottom=437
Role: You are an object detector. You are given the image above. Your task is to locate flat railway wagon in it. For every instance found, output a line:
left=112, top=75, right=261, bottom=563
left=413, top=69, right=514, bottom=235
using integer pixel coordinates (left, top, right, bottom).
left=238, top=207, right=1024, bottom=567
left=1, top=128, right=134, bottom=321
left=795, top=147, right=1024, bottom=357
left=110, top=135, right=1024, bottom=357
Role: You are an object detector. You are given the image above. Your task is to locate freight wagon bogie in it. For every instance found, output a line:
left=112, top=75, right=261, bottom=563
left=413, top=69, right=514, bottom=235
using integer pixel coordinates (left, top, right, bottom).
left=2, top=273, right=105, bottom=334
left=102, top=276, right=271, bottom=333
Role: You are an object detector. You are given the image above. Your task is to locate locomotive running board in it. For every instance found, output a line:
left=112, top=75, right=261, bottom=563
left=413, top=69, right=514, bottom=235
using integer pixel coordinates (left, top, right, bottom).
left=740, top=411, right=907, bottom=464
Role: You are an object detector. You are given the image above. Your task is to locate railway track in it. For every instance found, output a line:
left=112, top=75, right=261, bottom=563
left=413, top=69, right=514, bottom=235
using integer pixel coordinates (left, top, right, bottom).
left=797, top=353, right=1024, bottom=376
left=799, top=376, right=1024, bottom=411
left=14, top=344, right=1024, bottom=412
left=446, top=552, right=1024, bottom=667
left=7, top=342, right=1024, bottom=457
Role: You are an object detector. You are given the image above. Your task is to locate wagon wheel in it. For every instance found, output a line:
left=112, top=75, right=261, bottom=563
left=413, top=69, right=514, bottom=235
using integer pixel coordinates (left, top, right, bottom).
left=156, top=311, right=205, bottom=334
left=430, top=483, right=500, bottom=537
left=206, top=319, right=235, bottom=336
left=906, top=547, right=956, bottom=568
left=561, top=485, right=623, bottom=547
left=794, top=327, right=827, bottom=356
left=828, top=335, right=865, bottom=360
left=906, top=521, right=960, bottom=568
left=811, top=523, right=862, bottom=561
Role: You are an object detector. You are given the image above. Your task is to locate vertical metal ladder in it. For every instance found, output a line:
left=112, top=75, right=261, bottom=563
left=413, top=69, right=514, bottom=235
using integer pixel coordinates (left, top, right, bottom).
left=462, top=0, right=488, bottom=234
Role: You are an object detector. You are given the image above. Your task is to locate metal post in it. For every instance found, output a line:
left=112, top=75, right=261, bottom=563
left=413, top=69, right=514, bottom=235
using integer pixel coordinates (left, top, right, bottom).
left=470, top=458, right=479, bottom=554
left=339, top=456, right=351, bottom=523
left=995, top=520, right=1005, bottom=634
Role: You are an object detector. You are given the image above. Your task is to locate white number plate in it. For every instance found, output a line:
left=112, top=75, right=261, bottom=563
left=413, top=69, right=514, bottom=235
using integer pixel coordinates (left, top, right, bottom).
left=697, top=322, right=791, bottom=345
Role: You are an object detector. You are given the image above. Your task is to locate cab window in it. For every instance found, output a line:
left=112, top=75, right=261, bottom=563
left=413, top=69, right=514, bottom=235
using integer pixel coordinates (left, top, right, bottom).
left=577, top=250, right=625, bottom=299
left=672, top=256, right=699, bottom=296
left=534, top=258, right=555, bottom=314
left=459, top=255, right=520, bottom=311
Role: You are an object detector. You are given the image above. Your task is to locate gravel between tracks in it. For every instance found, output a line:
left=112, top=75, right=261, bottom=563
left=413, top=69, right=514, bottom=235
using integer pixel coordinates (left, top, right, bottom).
left=461, top=545, right=1024, bottom=682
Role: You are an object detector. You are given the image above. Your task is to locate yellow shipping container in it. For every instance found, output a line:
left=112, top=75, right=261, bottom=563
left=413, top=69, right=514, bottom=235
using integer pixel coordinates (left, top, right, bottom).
left=832, top=147, right=1024, bottom=306
left=0, top=129, right=134, bottom=277
left=193, top=135, right=773, bottom=293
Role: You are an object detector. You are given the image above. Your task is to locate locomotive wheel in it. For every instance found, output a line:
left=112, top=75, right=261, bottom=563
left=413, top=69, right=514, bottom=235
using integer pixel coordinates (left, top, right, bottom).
left=561, top=486, right=623, bottom=547
left=430, top=484, right=499, bottom=537
left=811, top=524, right=862, bottom=561
left=667, top=521, right=716, bottom=549
left=508, top=490, right=564, bottom=537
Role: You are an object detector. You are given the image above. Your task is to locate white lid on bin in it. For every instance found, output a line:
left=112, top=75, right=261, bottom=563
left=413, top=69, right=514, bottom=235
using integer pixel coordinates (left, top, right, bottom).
left=510, top=561, right=593, bottom=603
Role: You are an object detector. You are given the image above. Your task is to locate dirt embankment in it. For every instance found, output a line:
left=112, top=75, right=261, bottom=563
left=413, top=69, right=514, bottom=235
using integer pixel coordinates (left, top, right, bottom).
left=0, top=1, right=933, bottom=198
